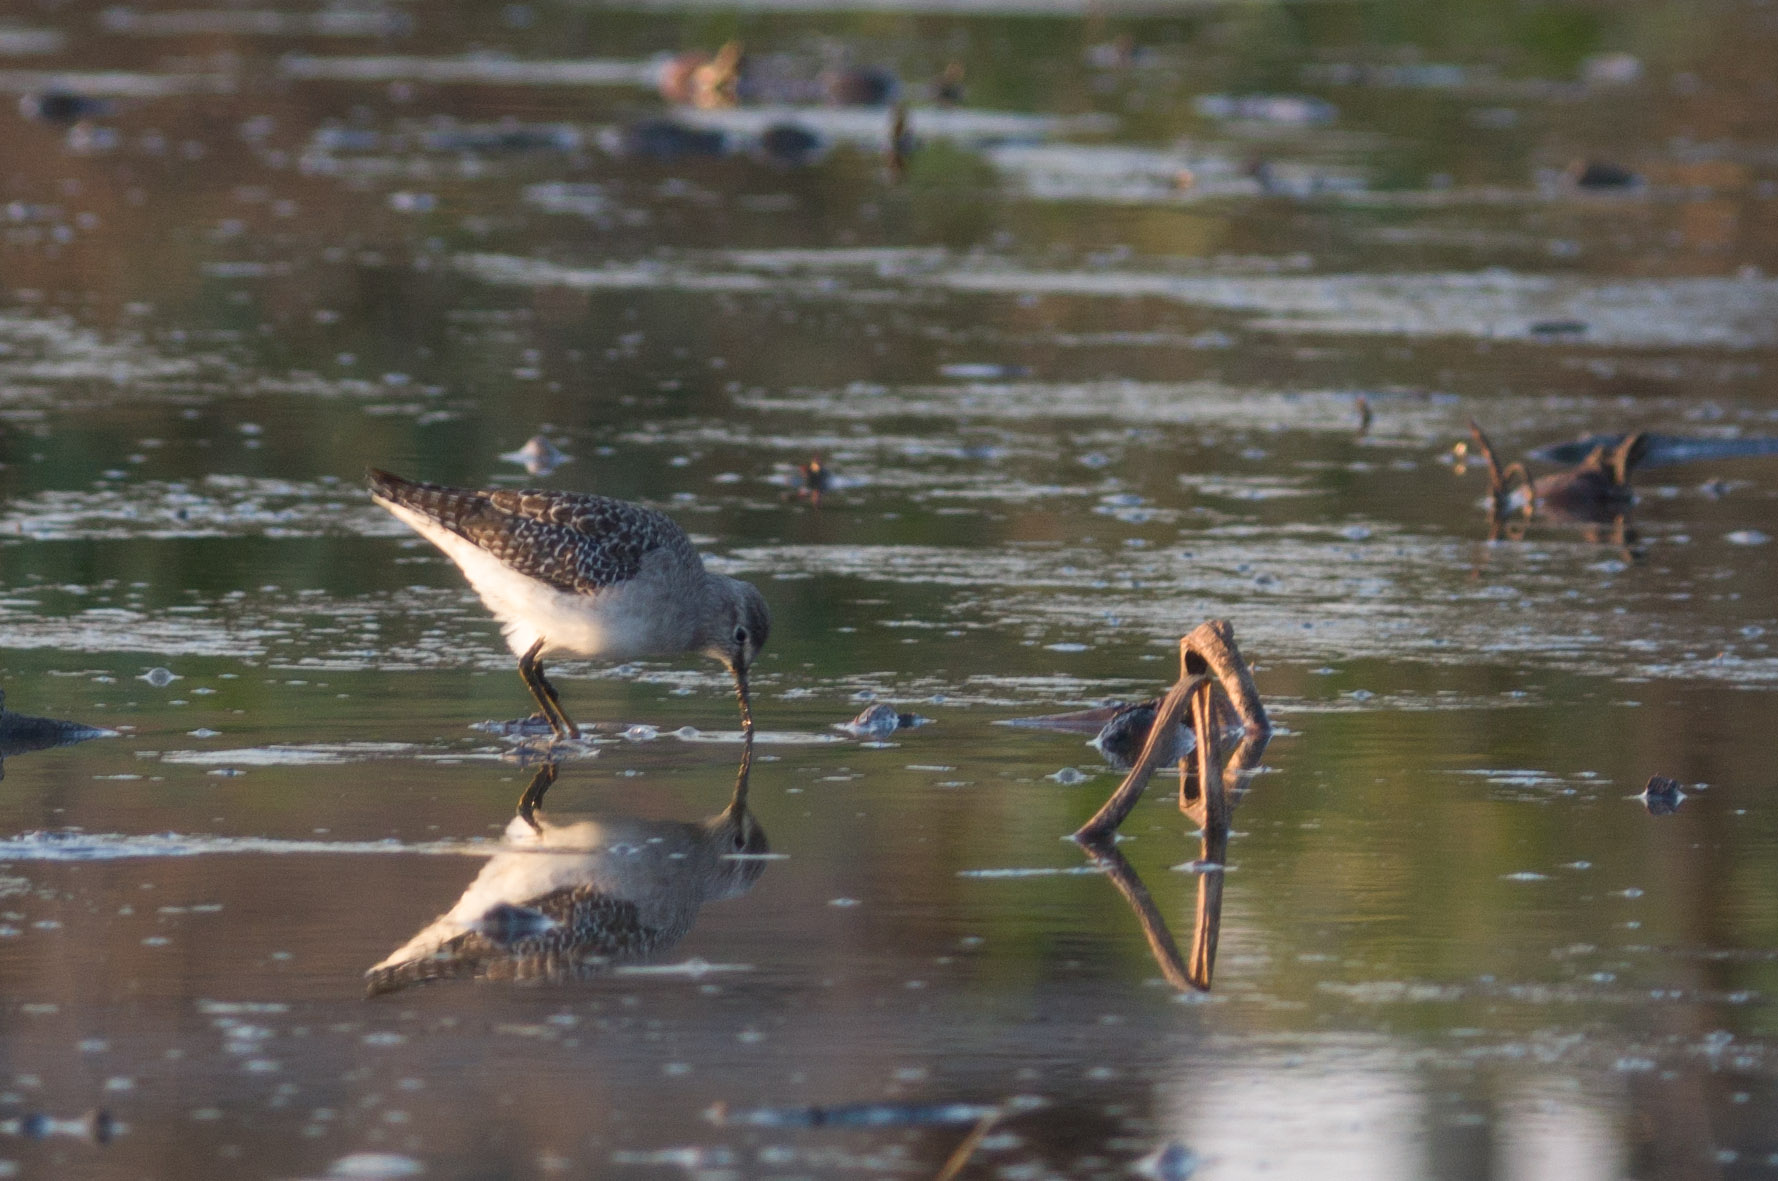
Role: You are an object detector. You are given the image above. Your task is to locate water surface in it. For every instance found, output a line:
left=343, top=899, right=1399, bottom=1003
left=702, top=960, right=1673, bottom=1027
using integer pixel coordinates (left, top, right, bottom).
left=2, top=1, right=1777, bottom=1177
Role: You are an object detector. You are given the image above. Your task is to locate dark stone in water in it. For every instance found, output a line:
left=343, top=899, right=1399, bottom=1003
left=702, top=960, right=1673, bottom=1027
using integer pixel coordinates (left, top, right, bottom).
left=1569, top=160, right=1640, bottom=189
left=422, top=122, right=581, bottom=154
left=1641, top=775, right=1683, bottom=816
left=603, top=119, right=728, bottom=161
left=756, top=123, right=825, bottom=167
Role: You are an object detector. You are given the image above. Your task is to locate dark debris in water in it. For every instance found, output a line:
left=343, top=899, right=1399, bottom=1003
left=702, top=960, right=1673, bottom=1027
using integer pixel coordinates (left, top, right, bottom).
left=1640, top=775, right=1685, bottom=815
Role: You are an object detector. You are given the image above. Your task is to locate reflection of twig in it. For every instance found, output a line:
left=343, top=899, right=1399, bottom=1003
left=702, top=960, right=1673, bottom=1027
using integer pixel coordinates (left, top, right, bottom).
left=1188, top=828, right=1228, bottom=990
left=1080, top=836, right=1194, bottom=990
left=516, top=761, right=558, bottom=832
left=933, top=1109, right=999, bottom=1181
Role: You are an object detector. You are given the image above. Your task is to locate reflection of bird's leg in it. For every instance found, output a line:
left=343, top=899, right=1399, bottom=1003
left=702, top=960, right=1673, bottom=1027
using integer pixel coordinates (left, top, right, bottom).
left=516, top=761, right=559, bottom=833
left=730, top=665, right=753, bottom=733
left=518, top=639, right=577, bottom=739
left=723, top=730, right=755, bottom=819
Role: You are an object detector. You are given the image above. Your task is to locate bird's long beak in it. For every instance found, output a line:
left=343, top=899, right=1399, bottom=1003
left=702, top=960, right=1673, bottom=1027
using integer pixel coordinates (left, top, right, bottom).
left=732, top=663, right=754, bottom=733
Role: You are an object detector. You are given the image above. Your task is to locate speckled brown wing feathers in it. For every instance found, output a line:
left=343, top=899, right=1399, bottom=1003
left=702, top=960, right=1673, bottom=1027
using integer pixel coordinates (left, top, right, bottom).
left=363, top=887, right=667, bottom=995
left=368, top=470, right=690, bottom=595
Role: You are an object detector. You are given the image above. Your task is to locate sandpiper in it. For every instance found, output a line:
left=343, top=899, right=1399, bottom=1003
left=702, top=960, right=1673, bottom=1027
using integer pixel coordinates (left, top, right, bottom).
left=368, top=470, right=770, bottom=738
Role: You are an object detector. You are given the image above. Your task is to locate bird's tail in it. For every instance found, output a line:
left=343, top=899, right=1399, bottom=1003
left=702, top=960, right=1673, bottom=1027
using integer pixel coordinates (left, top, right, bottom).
left=366, top=469, right=488, bottom=532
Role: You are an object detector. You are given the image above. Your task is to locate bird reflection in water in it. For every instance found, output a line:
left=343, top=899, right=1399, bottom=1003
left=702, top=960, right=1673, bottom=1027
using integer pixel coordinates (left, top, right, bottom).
left=365, top=740, right=768, bottom=996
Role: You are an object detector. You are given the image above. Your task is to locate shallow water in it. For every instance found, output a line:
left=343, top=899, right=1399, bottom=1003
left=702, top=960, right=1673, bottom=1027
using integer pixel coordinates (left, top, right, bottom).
left=3, top=1, right=1778, bottom=1177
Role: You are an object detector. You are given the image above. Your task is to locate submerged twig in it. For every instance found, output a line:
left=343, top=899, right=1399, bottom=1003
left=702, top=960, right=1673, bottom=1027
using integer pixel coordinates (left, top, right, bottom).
left=1072, top=619, right=1268, bottom=843
left=933, top=1109, right=1000, bottom=1181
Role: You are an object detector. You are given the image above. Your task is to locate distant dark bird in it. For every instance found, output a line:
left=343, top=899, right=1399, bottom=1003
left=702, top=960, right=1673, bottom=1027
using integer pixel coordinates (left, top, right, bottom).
left=795, top=457, right=832, bottom=505
left=368, top=470, right=769, bottom=738
left=1355, top=394, right=1372, bottom=437
left=19, top=90, right=112, bottom=125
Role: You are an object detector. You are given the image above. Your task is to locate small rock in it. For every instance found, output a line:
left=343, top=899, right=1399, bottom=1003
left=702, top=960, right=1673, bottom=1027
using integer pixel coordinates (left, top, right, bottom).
left=500, top=435, right=569, bottom=477
left=835, top=702, right=929, bottom=739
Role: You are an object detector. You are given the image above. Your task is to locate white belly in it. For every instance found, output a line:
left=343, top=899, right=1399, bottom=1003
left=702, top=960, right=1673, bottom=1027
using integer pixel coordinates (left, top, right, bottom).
left=378, top=501, right=691, bottom=661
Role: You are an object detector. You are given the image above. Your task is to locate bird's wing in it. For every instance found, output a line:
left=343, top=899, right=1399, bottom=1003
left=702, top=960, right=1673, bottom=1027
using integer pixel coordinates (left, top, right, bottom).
left=369, top=471, right=690, bottom=595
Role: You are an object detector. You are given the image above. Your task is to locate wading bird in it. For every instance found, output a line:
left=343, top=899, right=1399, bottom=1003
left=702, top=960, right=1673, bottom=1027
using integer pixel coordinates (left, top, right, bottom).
left=369, top=470, right=769, bottom=739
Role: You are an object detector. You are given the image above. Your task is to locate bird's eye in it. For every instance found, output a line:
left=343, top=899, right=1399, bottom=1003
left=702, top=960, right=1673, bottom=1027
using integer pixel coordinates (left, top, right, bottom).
left=733, top=625, right=748, bottom=646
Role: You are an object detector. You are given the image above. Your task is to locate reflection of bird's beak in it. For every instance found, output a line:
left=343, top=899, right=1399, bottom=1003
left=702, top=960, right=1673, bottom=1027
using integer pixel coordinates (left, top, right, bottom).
left=732, top=662, right=753, bottom=733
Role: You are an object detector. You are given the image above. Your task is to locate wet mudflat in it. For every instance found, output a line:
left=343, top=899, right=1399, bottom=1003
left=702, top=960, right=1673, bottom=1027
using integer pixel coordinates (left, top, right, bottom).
left=3, top=0, right=1778, bottom=1177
